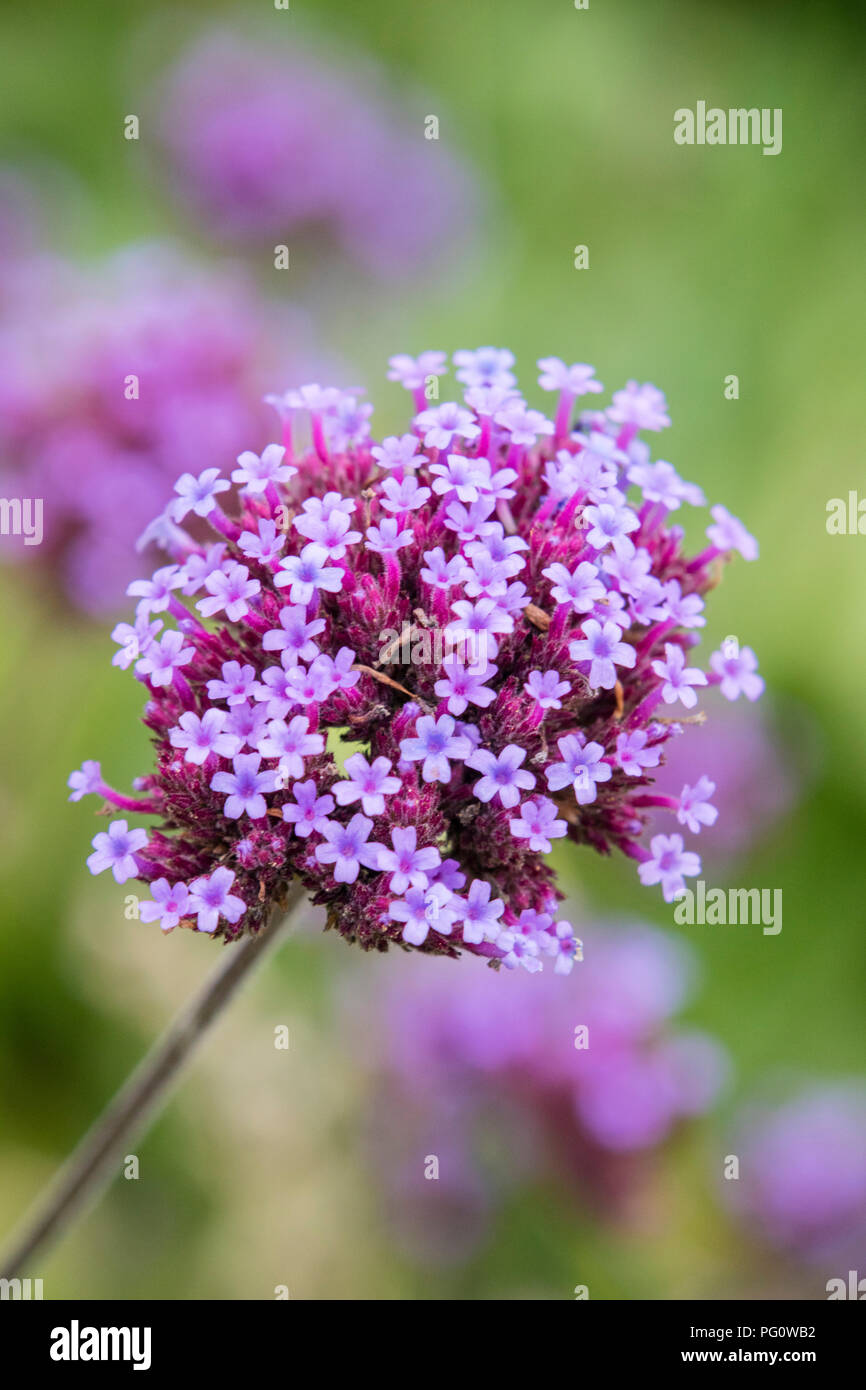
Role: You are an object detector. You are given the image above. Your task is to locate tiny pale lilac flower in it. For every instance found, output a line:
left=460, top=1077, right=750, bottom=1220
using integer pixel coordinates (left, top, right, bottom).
left=210, top=752, right=279, bottom=820
left=602, top=548, right=651, bottom=597
left=584, top=501, right=640, bottom=559
left=251, top=663, right=298, bottom=719
left=608, top=380, right=670, bottom=432
left=428, top=858, right=466, bottom=892
left=420, top=548, right=471, bottom=590
left=569, top=618, right=636, bottom=690
left=170, top=468, right=231, bottom=522
left=400, top=713, right=472, bottom=784
left=111, top=615, right=163, bottom=669
left=442, top=496, right=498, bottom=541
left=457, top=879, right=505, bottom=944
left=68, top=760, right=103, bottom=801
left=466, top=744, right=535, bottom=809
left=453, top=346, right=516, bottom=389
left=541, top=920, right=583, bottom=975
left=377, top=826, right=442, bottom=895
left=432, top=658, right=497, bottom=717
left=446, top=597, right=513, bottom=659
left=87, top=819, right=148, bottom=883
left=170, top=708, right=242, bottom=764
left=315, top=813, right=381, bottom=884
left=497, top=931, right=542, bottom=973
left=257, top=715, right=324, bottom=783
left=543, top=560, right=605, bottom=613
left=262, top=606, right=326, bottom=665
left=545, top=732, right=611, bottom=805
left=207, top=660, right=258, bottom=706
left=365, top=518, right=413, bottom=555
left=429, top=452, right=487, bottom=503
left=127, top=565, right=183, bottom=615
left=661, top=579, right=705, bottom=629
left=333, top=753, right=401, bottom=816
left=135, top=628, right=194, bottom=687
left=652, top=643, right=707, bottom=709
left=197, top=562, right=261, bottom=621
left=293, top=507, right=362, bottom=558
left=415, top=402, right=479, bottom=450
left=380, top=474, right=431, bottom=513
left=493, top=401, right=553, bottom=447
left=275, top=543, right=344, bottom=604
left=387, top=351, right=447, bottom=392
left=615, top=729, right=661, bottom=777
left=139, top=878, right=190, bottom=932
left=281, top=780, right=335, bottom=837
left=638, top=833, right=701, bottom=901
left=509, top=797, right=567, bottom=853
left=389, top=882, right=459, bottom=945
left=283, top=655, right=338, bottom=707
left=187, top=866, right=246, bottom=934
left=238, top=518, right=286, bottom=565
left=537, top=358, right=603, bottom=396
left=524, top=669, right=570, bottom=710
left=370, top=433, right=422, bottom=471
left=330, top=647, right=360, bottom=691
left=179, top=543, right=227, bottom=596
left=709, top=645, right=764, bottom=702
left=678, top=777, right=718, bottom=834
left=707, top=505, right=759, bottom=561
left=224, top=701, right=271, bottom=750
left=232, top=443, right=296, bottom=493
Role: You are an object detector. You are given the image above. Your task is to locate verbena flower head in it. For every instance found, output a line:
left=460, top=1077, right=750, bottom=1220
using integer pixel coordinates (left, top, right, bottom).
left=152, top=29, right=477, bottom=280
left=69, top=350, right=763, bottom=968
left=350, top=921, right=728, bottom=1262
left=0, top=244, right=316, bottom=613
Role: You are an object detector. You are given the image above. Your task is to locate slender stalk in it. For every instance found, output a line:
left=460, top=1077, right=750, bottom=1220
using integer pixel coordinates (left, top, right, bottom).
left=0, top=886, right=306, bottom=1278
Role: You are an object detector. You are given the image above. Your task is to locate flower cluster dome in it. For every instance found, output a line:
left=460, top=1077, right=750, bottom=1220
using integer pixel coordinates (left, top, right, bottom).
left=70, top=349, right=762, bottom=971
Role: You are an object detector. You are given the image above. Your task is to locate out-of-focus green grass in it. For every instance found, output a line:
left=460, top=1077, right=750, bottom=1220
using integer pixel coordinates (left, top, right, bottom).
left=1, top=0, right=864, bottom=1298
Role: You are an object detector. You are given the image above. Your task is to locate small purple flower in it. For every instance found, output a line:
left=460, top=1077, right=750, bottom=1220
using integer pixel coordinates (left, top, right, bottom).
left=524, top=669, right=571, bottom=711
left=262, top=606, right=326, bottom=665
left=127, top=565, right=183, bottom=615
left=135, top=629, right=194, bottom=687
left=542, top=920, right=583, bottom=976
left=377, top=826, right=442, bottom=894
left=224, top=701, right=271, bottom=750
left=677, top=776, right=718, bottom=834
left=537, top=357, right=603, bottom=396
left=429, top=452, right=487, bottom=504
left=238, top=518, right=286, bottom=565
left=293, top=507, right=362, bottom=559
left=371, top=433, right=422, bottom=472
left=400, top=713, right=472, bottom=784
left=207, top=660, right=258, bottom=706
left=509, top=797, right=568, bottom=852
left=210, top=752, right=279, bottom=820
left=315, top=813, right=381, bottom=884
left=170, top=468, right=230, bottom=522
left=333, top=753, right=401, bottom=815
left=364, top=518, right=413, bottom=555
left=543, top=560, right=605, bottom=613
left=257, top=715, right=324, bottom=783
left=380, top=475, right=431, bottom=513
left=707, top=505, right=759, bottom=561
left=387, top=351, right=447, bottom=392
left=466, top=743, right=535, bottom=809
left=545, top=732, right=611, bottom=805
left=187, top=866, right=246, bottom=934
left=638, top=833, right=701, bottom=901
left=169, top=708, right=242, bottom=764
left=68, top=760, right=103, bottom=802
left=432, top=659, right=499, bottom=719
left=497, top=930, right=543, bottom=973
left=494, top=401, right=553, bottom=447
left=420, top=548, right=471, bottom=590
left=388, top=882, right=459, bottom=946
left=457, top=879, right=505, bottom=944
left=651, top=643, right=707, bottom=709
left=197, top=562, right=261, bottom=622
left=232, top=443, right=296, bottom=493
left=608, top=380, right=670, bottom=432
left=584, top=501, right=640, bottom=559
left=281, top=779, right=335, bottom=837
left=416, top=403, right=479, bottom=451
left=569, top=619, right=636, bottom=691
left=454, top=346, right=516, bottom=389
left=139, top=878, right=191, bottom=932
left=275, top=544, right=344, bottom=604
left=87, top=819, right=148, bottom=883
left=110, top=615, right=163, bottom=669
left=615, top=729, right=662, bottom=777
left=709, top=645, right=764, bottom=702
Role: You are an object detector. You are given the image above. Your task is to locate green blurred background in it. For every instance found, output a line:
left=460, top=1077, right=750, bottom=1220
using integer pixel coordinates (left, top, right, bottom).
left=0, top=0, right=864, bottom=1298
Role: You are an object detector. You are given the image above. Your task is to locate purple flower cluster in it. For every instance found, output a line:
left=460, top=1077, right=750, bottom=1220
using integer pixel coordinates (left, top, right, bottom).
left=353, top=922, right=727, bottom=1261
left=152, top=30, right=476, bottom=279
left=69, top=349, right=762, bottom=964
left=0, top=246, right=310, bottom=613
left=724, top=1084, right=866, bottom=1267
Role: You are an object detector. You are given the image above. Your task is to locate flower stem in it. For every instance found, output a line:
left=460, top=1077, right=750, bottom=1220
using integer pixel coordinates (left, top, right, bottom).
left=0, top=885, right=307, bottom=1279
